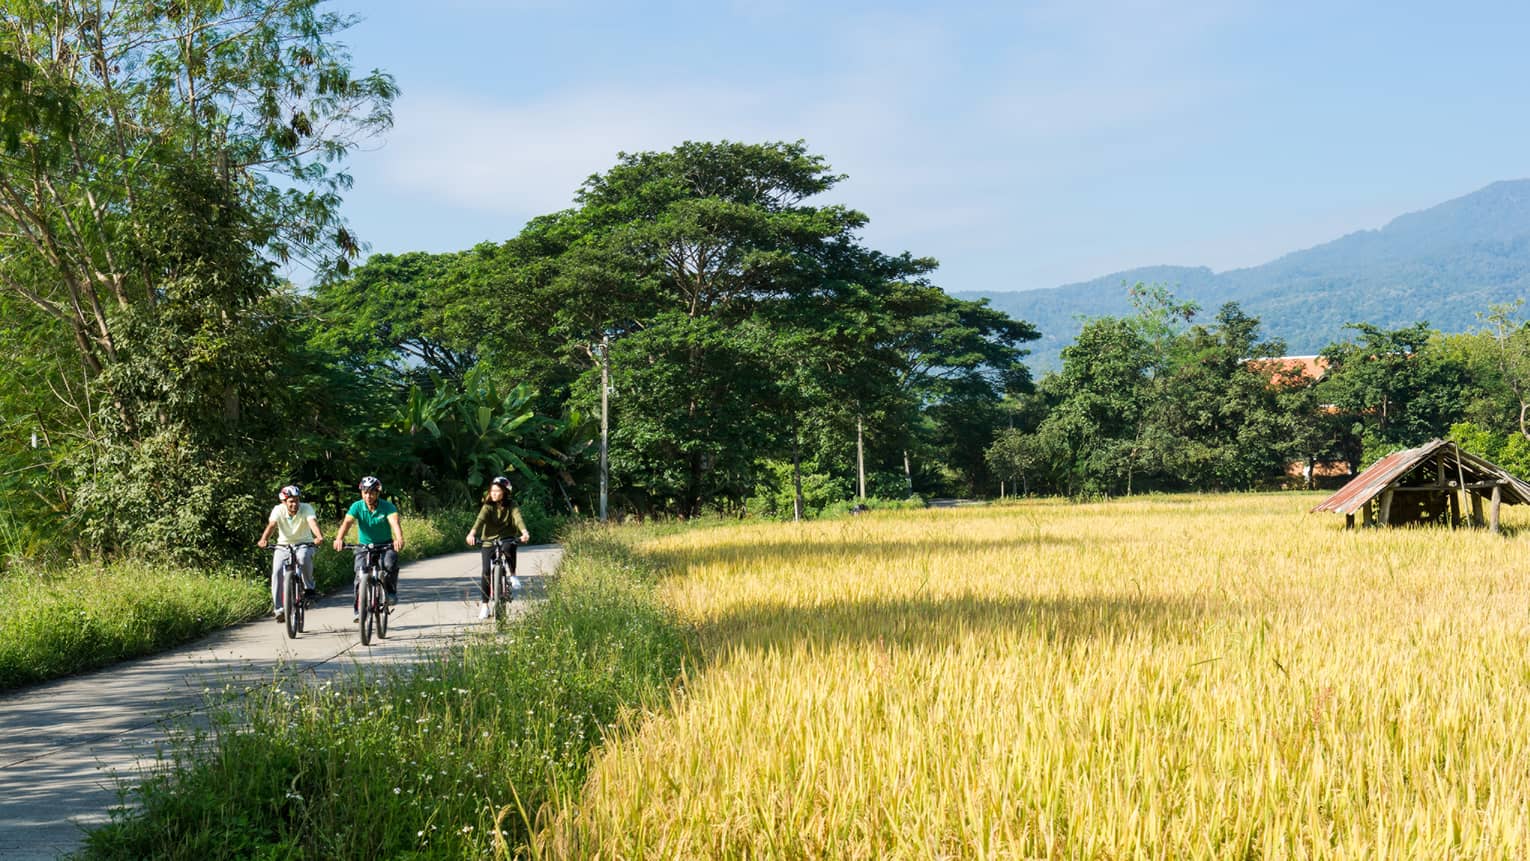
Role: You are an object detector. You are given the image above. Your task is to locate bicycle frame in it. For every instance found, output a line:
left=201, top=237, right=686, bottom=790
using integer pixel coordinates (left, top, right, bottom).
left=345, top=542, right=392, bottom=644
left=487, top=537, right=519, bottom=620
left=269, top=542, right=315, bottom=639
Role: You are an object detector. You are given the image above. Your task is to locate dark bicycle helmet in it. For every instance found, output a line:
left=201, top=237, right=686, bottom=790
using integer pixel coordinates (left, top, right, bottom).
left=490, top=475, right=512, bottom=491
left=278, top=484, right=302, bottom=501
left=358, top=476, right=382, bottom=491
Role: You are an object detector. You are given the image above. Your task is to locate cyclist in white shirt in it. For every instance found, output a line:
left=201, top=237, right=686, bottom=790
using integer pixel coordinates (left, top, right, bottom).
left=256, top=485, right=325, bottom=622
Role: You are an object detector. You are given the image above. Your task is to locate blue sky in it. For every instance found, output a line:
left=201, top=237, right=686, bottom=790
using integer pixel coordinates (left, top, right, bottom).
left=326, top=0, right=1530, bottom=294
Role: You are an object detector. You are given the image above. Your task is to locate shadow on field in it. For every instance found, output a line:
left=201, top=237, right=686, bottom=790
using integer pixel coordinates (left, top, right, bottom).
left=644, top=532, right=1126, bottom=575
left=701, top=591, right=1220, bottom=654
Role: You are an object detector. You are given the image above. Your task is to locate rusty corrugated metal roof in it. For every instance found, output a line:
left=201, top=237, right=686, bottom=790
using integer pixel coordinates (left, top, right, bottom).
left=1312, top=438, right=1530, bottom=515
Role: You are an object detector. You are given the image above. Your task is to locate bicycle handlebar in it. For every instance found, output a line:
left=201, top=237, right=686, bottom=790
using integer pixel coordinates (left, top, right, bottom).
left=267, top=542, right=318, bottom=551
left=341, top=542, right=393, bottom=550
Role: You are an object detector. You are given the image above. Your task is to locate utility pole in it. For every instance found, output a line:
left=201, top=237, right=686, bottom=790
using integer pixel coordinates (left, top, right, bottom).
left=599, top=334, right=610, bottom=524
left=856, top=415, right=866, bottom=499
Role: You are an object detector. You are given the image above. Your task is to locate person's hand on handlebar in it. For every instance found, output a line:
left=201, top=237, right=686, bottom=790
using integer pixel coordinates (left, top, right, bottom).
left=519, top=531, right=530, bottom=544
left=257, top=537, right=268, bottom=549
left=332, top=537, right=344, bottom=553
left=466, top=532, right=477, bottom=547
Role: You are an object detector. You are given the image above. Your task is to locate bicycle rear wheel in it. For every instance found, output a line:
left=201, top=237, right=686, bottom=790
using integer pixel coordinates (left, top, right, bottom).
left=375, top=578, right=390, bottom=638
left=284, top=566, right=300, bottom=639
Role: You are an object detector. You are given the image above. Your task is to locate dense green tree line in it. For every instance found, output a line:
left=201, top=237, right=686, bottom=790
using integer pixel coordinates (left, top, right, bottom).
left=310, top=140, right=1039, bottom=519
left=985, top=287, right=1530, bottom=497
left=0, top=0, right=1035, bottom=562
left=6, top=1, right=1528, bottom=569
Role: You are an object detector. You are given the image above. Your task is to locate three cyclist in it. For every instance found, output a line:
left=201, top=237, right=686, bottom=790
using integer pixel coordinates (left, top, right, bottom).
left=256, top=485, right=324, bottom=623
left=333, top=475, right=406, bottom=621
left=465, top=475, right=530, bottom=619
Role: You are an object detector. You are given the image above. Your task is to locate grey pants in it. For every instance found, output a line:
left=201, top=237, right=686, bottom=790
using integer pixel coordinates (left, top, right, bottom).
left=271, top=544, right=316, bottom=610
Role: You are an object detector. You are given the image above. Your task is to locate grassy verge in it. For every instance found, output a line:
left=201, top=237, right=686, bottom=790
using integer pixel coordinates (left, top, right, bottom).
left=77, top=526, right=691, bottom=860
left=0, top=564, right=268, bottom=691
left=0, top=511, right=479, bottom=694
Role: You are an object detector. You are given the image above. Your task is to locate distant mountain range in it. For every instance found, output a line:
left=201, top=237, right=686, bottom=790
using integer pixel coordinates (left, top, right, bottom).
left=959, top=179, right=1530, bottom=372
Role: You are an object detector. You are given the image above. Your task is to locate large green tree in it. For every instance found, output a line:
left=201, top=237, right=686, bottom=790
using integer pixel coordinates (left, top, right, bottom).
left=1018, top=287, right=1307, bottom=495
left=309, top=251, right=478, bottom=384
left=1318, top=322, right=1467, bottom=467
left=0, top=1, right=394, bottom=559
left=509, top=141, right=890, bottom=515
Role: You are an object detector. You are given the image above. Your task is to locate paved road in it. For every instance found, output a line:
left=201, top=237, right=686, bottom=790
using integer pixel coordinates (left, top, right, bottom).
left=0, top=545, right=563, bottom=861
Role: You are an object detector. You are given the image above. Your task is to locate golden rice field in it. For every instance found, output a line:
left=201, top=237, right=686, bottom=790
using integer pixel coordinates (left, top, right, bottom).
left=540, top=493, right=1530, bottom=860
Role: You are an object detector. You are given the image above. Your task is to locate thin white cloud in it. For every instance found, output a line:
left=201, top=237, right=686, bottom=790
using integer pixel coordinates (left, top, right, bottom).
left=379, top=84, right=777, bottom=215
left=367, top=1, right=1255, bottom=284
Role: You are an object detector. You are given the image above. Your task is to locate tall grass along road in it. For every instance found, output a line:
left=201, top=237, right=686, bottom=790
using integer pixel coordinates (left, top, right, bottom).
left=74, top=529, right=685, bottom=860
left=0, top=510, right=478, bottom=693
left=0, top=545, right=561, bottom=861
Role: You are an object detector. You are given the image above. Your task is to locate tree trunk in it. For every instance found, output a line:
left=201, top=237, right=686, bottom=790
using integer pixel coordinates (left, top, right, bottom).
left=599, top=338, right=609, bottom=523
left=792, top=426, right=804, bottom=522
left=856, top=415, right=866, bottom=499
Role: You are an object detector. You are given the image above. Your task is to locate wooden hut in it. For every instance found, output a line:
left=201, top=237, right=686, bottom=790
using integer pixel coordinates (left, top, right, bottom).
left=1311, top=439, right=1530, bottom=532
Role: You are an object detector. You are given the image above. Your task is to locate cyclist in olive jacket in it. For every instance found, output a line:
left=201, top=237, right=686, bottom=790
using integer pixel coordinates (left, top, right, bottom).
left=465, top=475, right=530, bottom=619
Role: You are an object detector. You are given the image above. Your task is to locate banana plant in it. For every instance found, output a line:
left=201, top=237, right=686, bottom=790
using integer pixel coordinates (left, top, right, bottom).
left=390, top=366, right=589, bottom=504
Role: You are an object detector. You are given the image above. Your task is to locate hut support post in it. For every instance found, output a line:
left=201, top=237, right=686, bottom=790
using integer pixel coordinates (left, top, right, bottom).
left=1447, top=490, right=1461, bottom=527
left=1491, top=484, right=1502, bottom=534
left=1345, top=513, right=1355, bottom=530
left=1378, top=489, right=1394, bottom=526
left=1472, top=493, right=1485, bottom=527
left=1362, top=501, right=1374, bottom=527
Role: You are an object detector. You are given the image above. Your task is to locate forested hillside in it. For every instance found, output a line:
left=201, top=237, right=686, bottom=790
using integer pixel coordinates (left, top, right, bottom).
left=967, top=180, right=1530, bottom=368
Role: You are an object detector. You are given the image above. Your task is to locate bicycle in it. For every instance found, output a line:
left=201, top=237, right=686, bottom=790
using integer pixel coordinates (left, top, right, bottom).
left=267, top=542, right=316, bottom=639
left=487, top=536, right=522, bottom=621
left=344, top=542, right=392, bottom=645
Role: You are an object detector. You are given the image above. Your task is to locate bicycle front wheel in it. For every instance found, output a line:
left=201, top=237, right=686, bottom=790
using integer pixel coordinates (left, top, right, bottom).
left=358, top=580, right=373, bottom=646
left=375, top=579, right=390, bottom=638
left=294, top=578, right=307, bottom=633
left=490, top=561, right=504, bottom=621
left=284, top=567, right=300, bottom=639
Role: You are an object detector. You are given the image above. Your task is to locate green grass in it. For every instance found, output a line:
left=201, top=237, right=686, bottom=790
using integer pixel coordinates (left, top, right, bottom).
left=0, top=510, right=480, bottom=693
left=0, top=563, right=268, bottom=691
left=77, top=526, right=691, bottom=860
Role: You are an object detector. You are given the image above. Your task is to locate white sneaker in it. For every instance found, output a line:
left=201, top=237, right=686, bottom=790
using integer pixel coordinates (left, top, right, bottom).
left=478, top=603, right=491, bottom=620
left=352, top=611, right=360, bottom=622
left=274, top=608, right=285, bottom=623
left=509, top=576, right=522, bottom=591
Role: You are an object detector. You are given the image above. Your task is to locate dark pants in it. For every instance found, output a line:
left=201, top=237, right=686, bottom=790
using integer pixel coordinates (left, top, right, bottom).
left=353, top=546, right=398, bottom=609
left=478, top=542, right=516, bottom=602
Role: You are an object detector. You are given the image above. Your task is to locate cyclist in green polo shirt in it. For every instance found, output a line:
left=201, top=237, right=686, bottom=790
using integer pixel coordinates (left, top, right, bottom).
left=332, top=475, right=406, bottom=619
